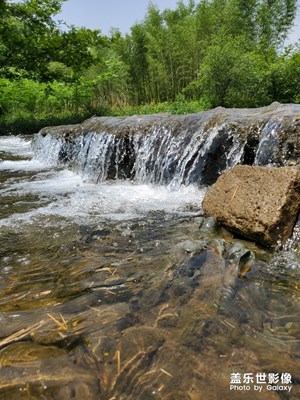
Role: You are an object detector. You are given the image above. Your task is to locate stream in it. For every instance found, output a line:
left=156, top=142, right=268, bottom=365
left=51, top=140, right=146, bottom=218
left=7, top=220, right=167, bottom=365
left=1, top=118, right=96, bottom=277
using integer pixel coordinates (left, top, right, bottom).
left=0, top=132, right=299, bottom=400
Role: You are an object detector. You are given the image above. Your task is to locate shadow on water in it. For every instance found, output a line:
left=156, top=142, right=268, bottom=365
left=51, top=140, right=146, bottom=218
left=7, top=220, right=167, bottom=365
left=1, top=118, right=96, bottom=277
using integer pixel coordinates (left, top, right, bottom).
left=0, top=135, right=299, bottom=399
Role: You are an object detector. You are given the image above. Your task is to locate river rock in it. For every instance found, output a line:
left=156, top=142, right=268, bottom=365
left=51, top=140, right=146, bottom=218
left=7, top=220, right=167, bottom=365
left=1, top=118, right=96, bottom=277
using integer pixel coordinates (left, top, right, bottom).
left=202, top=165, right=300, bottom=247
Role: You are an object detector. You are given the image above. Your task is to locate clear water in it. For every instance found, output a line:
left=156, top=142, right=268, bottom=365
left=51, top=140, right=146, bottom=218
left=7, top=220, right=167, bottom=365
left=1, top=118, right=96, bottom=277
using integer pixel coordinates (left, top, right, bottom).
left=0, top=136, right=299, bottom=400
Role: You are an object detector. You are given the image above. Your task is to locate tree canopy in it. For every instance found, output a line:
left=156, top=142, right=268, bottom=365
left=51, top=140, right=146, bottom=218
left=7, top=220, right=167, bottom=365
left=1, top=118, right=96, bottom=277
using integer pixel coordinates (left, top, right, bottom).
left=0, top=0, right=299, bottom=134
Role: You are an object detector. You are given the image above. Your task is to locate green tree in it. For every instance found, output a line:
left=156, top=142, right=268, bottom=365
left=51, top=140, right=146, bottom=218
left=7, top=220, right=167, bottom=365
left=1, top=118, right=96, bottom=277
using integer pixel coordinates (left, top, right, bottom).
left=123, top=24, right=150, bottom=104
left=1, top=0, right=299, bottom=133
left=271, top=47, right=300, bottom=102
left=256, top=0, right=297, bottom=50
left=197, top=35, right=272, bottom=107
left=0, top=0, right=65, bottom=79
left=0, top=0, right=102, bottom=81
left=51, top=27, right=103, bottom=79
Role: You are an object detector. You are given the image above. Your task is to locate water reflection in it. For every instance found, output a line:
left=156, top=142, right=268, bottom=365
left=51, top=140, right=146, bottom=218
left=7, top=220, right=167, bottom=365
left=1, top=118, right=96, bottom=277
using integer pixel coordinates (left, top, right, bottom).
left=0, top=137, right=299, bottom=399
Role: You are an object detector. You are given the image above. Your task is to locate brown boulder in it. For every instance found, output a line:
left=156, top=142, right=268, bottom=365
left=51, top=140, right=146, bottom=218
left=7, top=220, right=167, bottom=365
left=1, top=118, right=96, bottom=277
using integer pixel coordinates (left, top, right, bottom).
left=202, top=165, right=300, bottom=247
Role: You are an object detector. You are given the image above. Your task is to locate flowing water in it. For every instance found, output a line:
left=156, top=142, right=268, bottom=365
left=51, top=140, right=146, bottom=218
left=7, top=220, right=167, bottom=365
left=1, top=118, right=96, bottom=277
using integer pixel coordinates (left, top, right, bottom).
left=0, top=133, right=300, bottom=400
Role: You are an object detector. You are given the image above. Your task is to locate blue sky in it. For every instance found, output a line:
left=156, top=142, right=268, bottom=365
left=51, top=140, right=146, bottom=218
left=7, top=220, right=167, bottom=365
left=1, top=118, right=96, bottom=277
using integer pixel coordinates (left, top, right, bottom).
left=56, top=0, right=300, bottom=44
left=56, top=0, right=183, bottom=35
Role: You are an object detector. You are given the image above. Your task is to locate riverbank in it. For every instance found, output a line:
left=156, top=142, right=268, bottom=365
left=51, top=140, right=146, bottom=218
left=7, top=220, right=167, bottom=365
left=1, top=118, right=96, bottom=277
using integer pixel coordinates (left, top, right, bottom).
left=0, top=98, right=209, bottom=135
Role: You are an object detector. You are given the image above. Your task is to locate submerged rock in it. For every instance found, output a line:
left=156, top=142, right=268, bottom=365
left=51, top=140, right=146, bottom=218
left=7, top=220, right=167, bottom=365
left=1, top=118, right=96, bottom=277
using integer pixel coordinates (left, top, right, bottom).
left=180, top=239, right=207, bottom=253
left=202, top=165, right=300, bottom=247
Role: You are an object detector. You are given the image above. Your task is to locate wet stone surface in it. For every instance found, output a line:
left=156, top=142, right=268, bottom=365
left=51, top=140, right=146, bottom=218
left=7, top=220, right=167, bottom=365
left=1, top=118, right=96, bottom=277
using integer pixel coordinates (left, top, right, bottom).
left=203, top=165, right=300, bottom=247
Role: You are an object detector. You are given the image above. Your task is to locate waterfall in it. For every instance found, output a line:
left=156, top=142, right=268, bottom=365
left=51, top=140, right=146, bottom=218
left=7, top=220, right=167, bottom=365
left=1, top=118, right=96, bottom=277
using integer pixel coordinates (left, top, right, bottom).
left=33, top=103, right=300, bottom=187
left=33, top=125, right=246, bottom=186
left=32, top=133, right=63, bottom=165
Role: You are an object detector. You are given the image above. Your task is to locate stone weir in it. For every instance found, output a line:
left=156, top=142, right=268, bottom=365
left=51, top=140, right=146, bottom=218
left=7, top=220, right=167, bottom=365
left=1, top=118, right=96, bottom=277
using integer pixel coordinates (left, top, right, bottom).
left=33, top=102, right=300, bottom=186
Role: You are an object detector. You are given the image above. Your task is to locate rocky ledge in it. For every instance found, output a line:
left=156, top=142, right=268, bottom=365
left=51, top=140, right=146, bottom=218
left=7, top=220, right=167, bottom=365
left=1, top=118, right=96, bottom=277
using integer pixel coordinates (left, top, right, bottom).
left=202, top=165, right=300, bottom=247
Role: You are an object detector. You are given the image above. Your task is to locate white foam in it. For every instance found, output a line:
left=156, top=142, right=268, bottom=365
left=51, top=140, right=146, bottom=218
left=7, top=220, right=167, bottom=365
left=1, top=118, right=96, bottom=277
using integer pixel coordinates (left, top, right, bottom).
left=61, top=181, right=205, bottom=220
left=0, top=136, right=33, bottom=157
left=0, top=170, right=205, bottom=228
left=8, top=169, right=82, bottom=194
left=0, top=159, right=51, bottom=172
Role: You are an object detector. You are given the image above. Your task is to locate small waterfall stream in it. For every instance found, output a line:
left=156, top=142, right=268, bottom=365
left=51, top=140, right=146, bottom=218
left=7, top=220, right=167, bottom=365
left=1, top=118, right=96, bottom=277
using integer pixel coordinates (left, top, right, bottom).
left=33, top=123, right=249, bottom=186
left=33, top=102, right=300, bottom=187
left=0, top=103, right=299, bottom=399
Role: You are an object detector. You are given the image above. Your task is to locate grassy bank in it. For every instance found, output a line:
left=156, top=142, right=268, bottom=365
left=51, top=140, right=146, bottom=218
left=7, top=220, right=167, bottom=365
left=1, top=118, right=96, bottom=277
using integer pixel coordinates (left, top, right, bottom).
left=0, top=98, right=210, bottom=135
left=0, top=113, right=92, bottom=136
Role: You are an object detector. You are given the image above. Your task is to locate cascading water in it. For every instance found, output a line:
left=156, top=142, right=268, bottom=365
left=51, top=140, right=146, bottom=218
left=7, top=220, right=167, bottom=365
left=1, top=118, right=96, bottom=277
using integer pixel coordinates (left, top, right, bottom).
left=33, top=103, right=300, bottom=187
left=0, top=103, right=300, bottom=400
left=32, top=122, right=247, bottom=187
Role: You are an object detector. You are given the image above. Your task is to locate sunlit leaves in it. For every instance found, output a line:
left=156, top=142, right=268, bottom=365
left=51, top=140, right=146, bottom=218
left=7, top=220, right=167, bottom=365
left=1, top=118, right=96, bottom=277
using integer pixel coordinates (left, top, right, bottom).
left=0, top=0, right=299, bottom=131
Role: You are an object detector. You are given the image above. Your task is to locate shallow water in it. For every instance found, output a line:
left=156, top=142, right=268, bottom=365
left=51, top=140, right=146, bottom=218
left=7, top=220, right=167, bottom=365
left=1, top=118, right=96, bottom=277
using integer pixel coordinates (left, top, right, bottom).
left=0, top=136, right=299, bottom=400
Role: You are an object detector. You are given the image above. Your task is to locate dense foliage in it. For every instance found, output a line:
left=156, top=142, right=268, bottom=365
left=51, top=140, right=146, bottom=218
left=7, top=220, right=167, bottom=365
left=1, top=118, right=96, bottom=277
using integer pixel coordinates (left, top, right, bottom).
left=0, top=0, right=299, bottom=133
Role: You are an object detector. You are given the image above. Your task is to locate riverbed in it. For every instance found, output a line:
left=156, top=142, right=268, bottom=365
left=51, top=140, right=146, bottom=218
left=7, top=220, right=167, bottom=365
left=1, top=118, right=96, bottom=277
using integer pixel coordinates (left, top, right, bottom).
left=0, top=135, right=299, bottom=400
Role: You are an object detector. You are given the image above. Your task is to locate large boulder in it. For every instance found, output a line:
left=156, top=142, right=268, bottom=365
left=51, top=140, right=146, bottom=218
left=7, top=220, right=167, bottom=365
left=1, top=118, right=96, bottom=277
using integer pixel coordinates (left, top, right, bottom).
left=202, top=165, right=300, bottom=247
